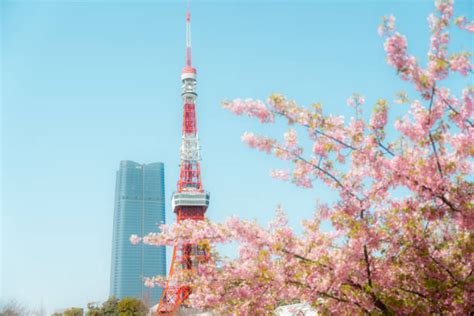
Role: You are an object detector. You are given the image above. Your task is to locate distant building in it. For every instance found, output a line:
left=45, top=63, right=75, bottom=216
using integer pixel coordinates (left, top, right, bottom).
left=110, top=160, right=166, bottom=306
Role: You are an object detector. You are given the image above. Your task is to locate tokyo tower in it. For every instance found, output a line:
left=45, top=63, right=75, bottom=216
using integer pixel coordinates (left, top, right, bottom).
left=157, top=7, right=210, bottom=315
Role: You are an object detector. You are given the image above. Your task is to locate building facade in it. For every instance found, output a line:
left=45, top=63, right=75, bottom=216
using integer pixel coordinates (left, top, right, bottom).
left=110, top=160, right=166, bottom=306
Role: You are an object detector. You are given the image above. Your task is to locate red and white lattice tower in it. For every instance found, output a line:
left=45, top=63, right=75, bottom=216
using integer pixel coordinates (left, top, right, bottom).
left=157, top=8, right=210, bottom=315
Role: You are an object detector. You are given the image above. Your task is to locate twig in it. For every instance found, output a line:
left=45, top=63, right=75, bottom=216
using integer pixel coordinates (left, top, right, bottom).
left=398, top=287, right=429, bottom=300
left=272, top=110, right=359, bottom=150
left=315, top=129, right=358, bottom=151
left=376, top=136, right=395, bottom=157
left=439, top=96, right=474, bottom=127
left=429, top=133, right=444, bottom=177
left=427, top=85, right=444, bottom=177
left=275, top=145, right=364, bottom=202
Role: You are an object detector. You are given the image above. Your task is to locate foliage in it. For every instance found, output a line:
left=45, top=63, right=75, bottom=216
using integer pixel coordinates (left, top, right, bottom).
left=133, top=0, right=473, bottom=314
left=63, top=308, right=83, bottom=316
left=85, top=297, right=147, bottom=316
left=0, top=300, right=26, bottom=316
left=116, top=297, right=147, bottom=316
left=85, top=302, right=102, bottom=316
left=100, top=297, right=119, bottom=316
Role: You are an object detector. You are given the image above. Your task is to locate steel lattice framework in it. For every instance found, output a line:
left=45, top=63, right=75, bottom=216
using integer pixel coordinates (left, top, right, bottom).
left=157, top=9, right=210, bottom=315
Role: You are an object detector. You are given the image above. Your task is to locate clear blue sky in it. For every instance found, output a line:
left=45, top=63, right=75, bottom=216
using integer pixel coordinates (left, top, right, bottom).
left=1, top=0, right=471, bottom=313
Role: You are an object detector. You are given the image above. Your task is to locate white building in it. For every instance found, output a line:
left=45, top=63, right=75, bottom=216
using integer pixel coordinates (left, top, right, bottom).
left=275, top=303, right=318, bottom=316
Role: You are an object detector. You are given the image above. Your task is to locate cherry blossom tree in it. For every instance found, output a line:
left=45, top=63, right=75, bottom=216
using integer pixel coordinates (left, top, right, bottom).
left=132, top=0, right=473, bottom=314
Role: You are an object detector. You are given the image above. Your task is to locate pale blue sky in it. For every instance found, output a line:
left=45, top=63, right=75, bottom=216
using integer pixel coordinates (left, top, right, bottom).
left=1, top=0, right=472, bottom=313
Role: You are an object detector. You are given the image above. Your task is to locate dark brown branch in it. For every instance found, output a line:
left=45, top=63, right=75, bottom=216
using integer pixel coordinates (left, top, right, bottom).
left=428, top=254, right=460, bottom=283
left=405, top=177, right=460, bottom=213
left=280, top=249, right=332, bottom=270
left=281, top=249, right=316, bottom=264
left=343, top=280, right=363, bottom=290
left=362, top=244, right=391, bottom=313
left=429, top=133, right=444, bottom=177
left=344, top=279, right=390, bottom=314
left=318, top=292, right=370, bottom=314
left=411, top=243, right=461, bottom=284
left=439, top=96, right=474, bottom=127
left=427, top=85, right=436, bottom=122
left=316, top=155, right=323, bottom=170
left=273, top=109, right=359, bottom=151
left=275, top=145, right=364, bottom=202
left=427, top=85, right=444, bottom=177
left=315, top=129, right=358, bottom=151
left=363, top=245, right=373, bottom=288
left=398, top=287, right=428, bottom=300
left=376, top=136, right=395, bottom=156
left=343, top=233, right=391, bottom=313
left=435, top=194, right=460, bottom=213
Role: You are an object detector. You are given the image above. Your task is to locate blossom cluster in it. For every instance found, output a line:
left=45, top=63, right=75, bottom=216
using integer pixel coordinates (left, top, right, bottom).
left=132, top=0, right=473, bottom=314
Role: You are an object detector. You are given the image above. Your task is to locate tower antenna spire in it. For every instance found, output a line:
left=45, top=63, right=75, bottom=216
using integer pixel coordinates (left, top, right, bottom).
left=185, top=3, right=192, bottom=67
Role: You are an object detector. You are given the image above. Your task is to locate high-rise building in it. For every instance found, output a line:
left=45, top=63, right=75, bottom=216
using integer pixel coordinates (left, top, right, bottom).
left=110, top=160, right=166, bottom=306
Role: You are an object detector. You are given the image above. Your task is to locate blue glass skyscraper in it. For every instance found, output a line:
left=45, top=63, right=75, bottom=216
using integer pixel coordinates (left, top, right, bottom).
left=110, top=160, right=166, bottom=306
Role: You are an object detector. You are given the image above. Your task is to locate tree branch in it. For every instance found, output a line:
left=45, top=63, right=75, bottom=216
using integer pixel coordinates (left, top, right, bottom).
left=428, top=253, right=460, bottom=283
left=439, top=96, right=474, bottom=127
left=405, top=177, right=460, bottom=213
left=435, top=194, right=460, bottom=213
left=280, top=249, right=332, bottom=270
left=398, top=287, right=429, bottom=300
left=363, top=245, right=373, bottom=288
left=427, top=85, right=444, bottom=177
left=318, top=291, right=370, bottom=314
left=273, top=109, right=359, bottom=151
left=315, top=129, right=358, bottom=151
left=275, top=145, right=364, bottom=202
left=429, top=133, right=444, bottom=177
left=363, top=245, right=391, bottom=313
left=376, top=136, right=395, bottom=156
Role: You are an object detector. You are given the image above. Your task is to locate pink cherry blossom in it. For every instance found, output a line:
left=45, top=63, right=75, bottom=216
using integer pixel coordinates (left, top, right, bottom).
left=135, top=1, right=472, bottom=313
left=221, top=98, right=274, bottom=123
left=369, top=100, right=388, bottom=130
left=129, top=234, right=142, bottom=245
left=464, top=21, right=474, bottom=32
left=449, top=53, right=472, bottom=76
left=270, top=169, right=290, bottom=181
left=455, top=16, right=474, bottom=32
left=283, top=129, right=298, bottom=148
left=377, top=15, right=395, bottom=37
left=346, top=93, right=365, bottom=108
left=384, top=33, right=408, bottom=71
left=144, top=277, right=155, bottom=288
left=241, top=132, right=275, bottom=153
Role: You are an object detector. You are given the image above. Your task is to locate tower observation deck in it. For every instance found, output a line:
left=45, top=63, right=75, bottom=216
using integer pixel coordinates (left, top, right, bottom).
left=157, top=8, right=210, bottom=315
